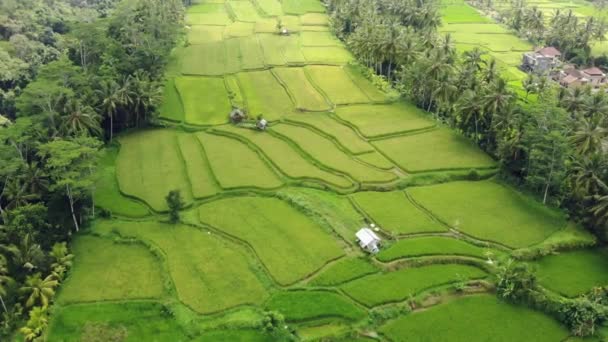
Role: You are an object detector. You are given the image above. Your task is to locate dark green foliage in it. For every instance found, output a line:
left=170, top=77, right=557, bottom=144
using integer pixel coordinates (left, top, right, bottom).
left=496, top=259, right=537, bottom=301
left=165, top=190, right=183, bottom=223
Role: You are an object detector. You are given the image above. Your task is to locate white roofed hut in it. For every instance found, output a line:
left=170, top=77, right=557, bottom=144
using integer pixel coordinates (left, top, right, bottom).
left=356, top=228, right=381, bottom=254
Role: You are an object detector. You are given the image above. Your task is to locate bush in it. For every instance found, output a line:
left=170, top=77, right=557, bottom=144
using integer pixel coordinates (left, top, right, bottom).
left=559, top=297, right=607, bottom=337
left=165, top=190, right=183, bottom=223
left=495, top=259, right=537, bottom=301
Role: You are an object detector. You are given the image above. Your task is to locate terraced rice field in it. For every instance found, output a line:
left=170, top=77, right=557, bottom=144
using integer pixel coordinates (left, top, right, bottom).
left=53, top=1, right=606, bottom=340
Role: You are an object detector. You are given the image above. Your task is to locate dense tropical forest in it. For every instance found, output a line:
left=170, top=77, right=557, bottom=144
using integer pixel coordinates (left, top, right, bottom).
left=0, top=0, right=183, bottom=338
left=0, top=0, right=607, bottom=340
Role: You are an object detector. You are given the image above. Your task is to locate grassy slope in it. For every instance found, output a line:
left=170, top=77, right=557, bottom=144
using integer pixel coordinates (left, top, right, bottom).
left=408, top=180, right=566, bottom=248
left=372, top=129, right=497, bottom=172
left=197, top=131, right=283, bottom=189
left=58, top=236, right=164, bottom=303
left=214, top=125, right=353, bottom=188
left=47, top=302, right=190, bottom=342
left=341, top=264, right=487, bottom=307
left=94, top=220, right=269, bottom=313
left=198, top=196, right=345, bottom=285
left=335, top=103, right=435, bottom=138
left=351, top=191, right=446, bottom=235
left=380, top=295, right=569, bottom=342
left=272, top=123, right=397, bottom=183
left=310, top=257, right=379, bottom=286
left=94, top=148, right=149, bottom=217
left=377, top=236, right=494, bottom=262
left=265, top=290, right=366, bottom=321
left=534, top=249, right=608, bottom=297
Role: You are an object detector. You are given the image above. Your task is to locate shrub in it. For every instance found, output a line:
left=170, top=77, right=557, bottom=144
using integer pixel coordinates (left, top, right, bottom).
left=559, top=297, right=607, bottom=337
left=495, top=259, right=537, bottom=301
left=165, top=190, right=183, bottom=223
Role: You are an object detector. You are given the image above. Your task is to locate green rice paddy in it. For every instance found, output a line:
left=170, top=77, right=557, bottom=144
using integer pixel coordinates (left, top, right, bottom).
left=53, top=1, right=600, bottom=340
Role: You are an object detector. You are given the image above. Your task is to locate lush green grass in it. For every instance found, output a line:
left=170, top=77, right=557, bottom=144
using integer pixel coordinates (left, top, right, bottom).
left=345, top=64, right=390, bottom=103
left=228, top=0, right=262, bottom=22
left=302, top=46, right=354, bottom=64
left=355, top=151, right=395, bottom=170
left=283, top=35, right=307, bottom=63
left=273, top=67, right=331, bottom=111
left=258, top=33, right=287, bottom=65
left=380, top=295, right=569, bottom=341
left=535, top=249, right=608, bottom=297
left=254, top=0, right=283, bottom=16
left=255, top=18, right=278, bottom=33
left=224, top=38, right=242, bottom=74
left=280, top=15, right=302, bottom=32
left=373, top=129, right=497, bottom=172
left=341, top=264, right=487, bottom=307
left=198, top=196, right=345, bottom=285
left=335, top=103, right=435, bottom=138
left=237, top=70, right=295, bottom=119
left=215, top=125, right=353, bottom=188
left=265, top=290, right=366, bottom=322
left=301, top=31, right=340, bottom=46
left=351, top=191, right=446, bottom=235
left=94, top=148, right=149, bottom=217
left=195, top=330, right=273, bottom=341
left=174, top=76, right=232, bottom=125
left=305, top=65, right=370, bottom=104
left=186, top=3, right=232, bottom=25
left=224, top=21, right=255, bottom=37
left=197, top=132, right=283, bottom=189
left=285, top=113, right=375, bottom=154
left=440, top=23, right=509, bottom=34
left=310, top=258, right=379, bottom=286
left=300, top=13, right=329, bottom=26
left=159, top=78, right=185, bottom=122
left=282, top=0, right=325, bottom=15
left=176, top=133, right=220, bottom=198
left=117, top=130, right=193, bottom=211
left=441, top=2, right=492, bottom=23
left=239, top=36, right=266, bottom=69
left=408, top=181, right=566, bottom=248
left=188, top=25, right=224, bottom=44
left=272, top=123, right=397, bottom=183
left=181, top=42, right=226, bottom=76
left=377, top=236, right=493, bottom=262
left=59, top=236, right=163, bottom=303
left=47, top=302, right=190, bottom=342
left=225, top=74, right=245, bottom=107
left=277, top=187, right=366, bottom=242
left=95, top=220, right=269, bottom=313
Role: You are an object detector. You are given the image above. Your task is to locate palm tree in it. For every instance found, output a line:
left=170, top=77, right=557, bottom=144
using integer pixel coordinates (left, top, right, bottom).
left=4, top=234, right=44, bottom=272
left=3, top=178, right=38, bottom=210
left=96, top=80, right=122, bottom=142
left=569, top=154, right=608, bottom=198
left=61, top=99, right=102, bottom=137
left=562, top=86, right=588, bottom=114
left=0, top=254, right=13, bottom=314
left=50, top=242, right=74, bottom=281
left=128, top=70, right=162, bottom=127
left=591, top=194, right=608, bottom=227
left=19, top=306, right=48, bottom=342
left=570, top=118, right=608, bottom=156
left=583, top=91, right=608, bottom=119
left=20, top=273, right=59, bottom=308
left=483, top=78, right=514, bottom=116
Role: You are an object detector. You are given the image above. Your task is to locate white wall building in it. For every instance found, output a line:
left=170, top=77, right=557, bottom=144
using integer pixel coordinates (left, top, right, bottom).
left=356, top=228, right=381, bottom=254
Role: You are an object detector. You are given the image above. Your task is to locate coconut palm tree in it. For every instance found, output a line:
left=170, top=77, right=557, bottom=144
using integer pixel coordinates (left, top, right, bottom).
left=482, top=78, right=514, bottom=117
left=20, top=273, right=59, bottom=308
left=562, top=86, right=589, bottom=114
left=4, top=234, right=44, bottom=272
left=0, top=254, right=12, bottom=314
left=61, top=99, right=102, bottom=137
left=570, top=118, right=608, bottom=156
left=583, top=92, right=608, bottom=119
left=569, top=154, right=608, bottom=198
left=95, top=79, right=122, bottom=142
left=591, top=194, right=608, bottom=226
left=19, top=306, right=48, bottom=342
